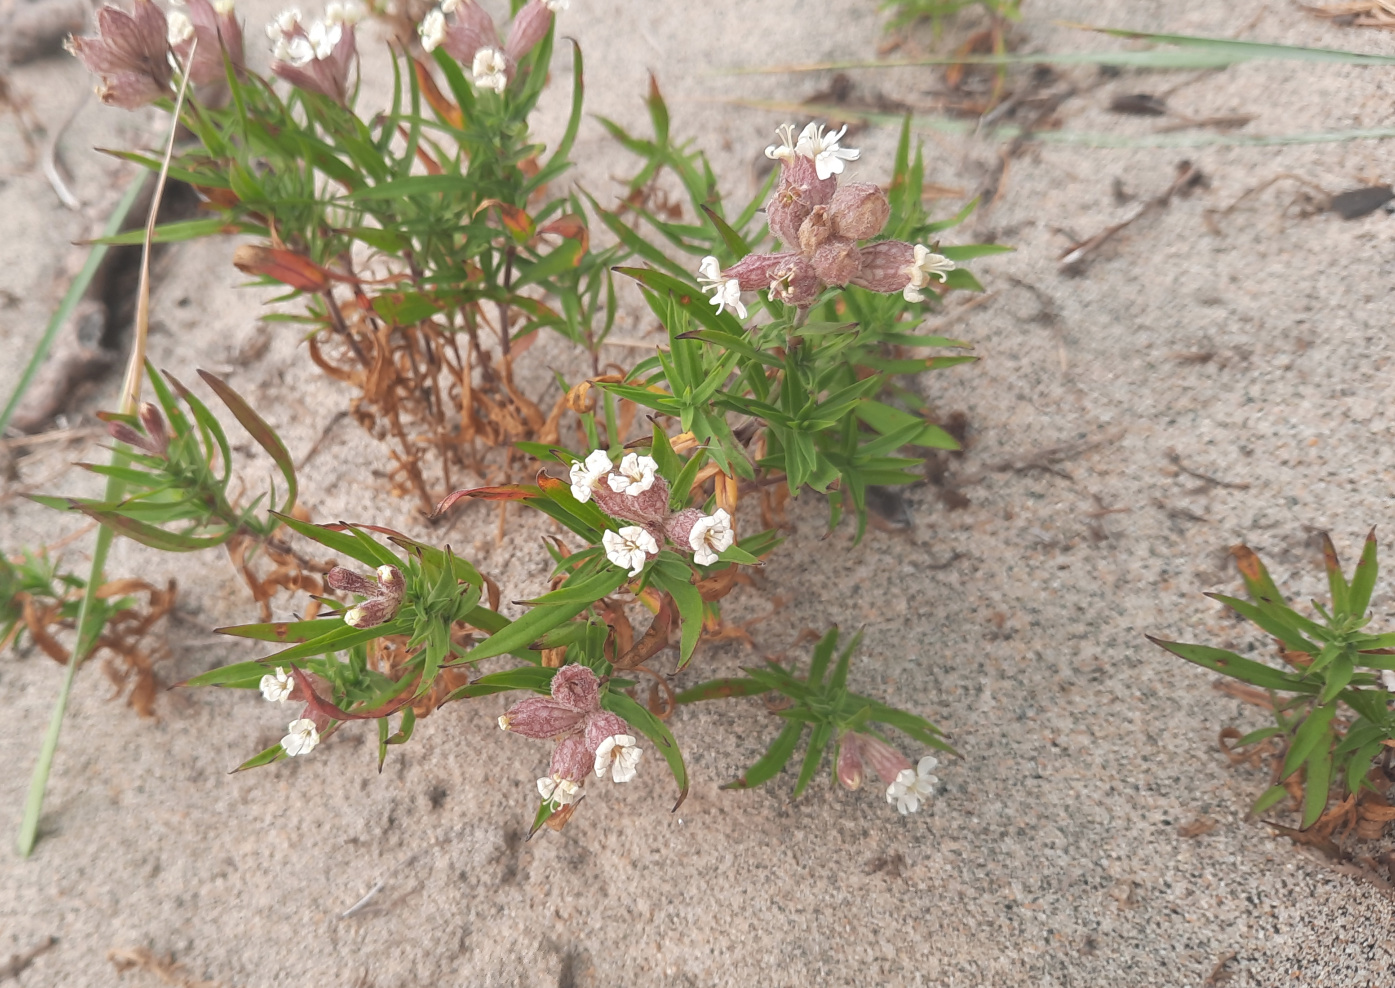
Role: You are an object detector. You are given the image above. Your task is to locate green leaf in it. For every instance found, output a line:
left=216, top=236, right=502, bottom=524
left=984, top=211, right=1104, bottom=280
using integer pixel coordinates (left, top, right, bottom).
left=602, top=691, right=688, bottom=809
left=232, top=742, right=287, bottom=772
left=674, top=677, right=771, bottom=703
left=1282, top=703, right=1336, bottom=780
left=1148, top=637, right=1312, bottom=693
left=1349, top=527, right=1379, bottom=618
left=94, top=217, right=242, bottom=246
left=1301, top=742, right=1333, bottom=829
left=454, top=568, right=627, bottom=664
left=214, top=617, right=344, bottom=643
left=1320, top=533, right=1350, bottom=617
left=270, top=512, right=387, bottom=567
left=1251, top=784, right=1290, bottom=816
left=791, top=722, right=832, bottom=799
left=1319, top=654, right=1355, bottom=705
left=260, top=616, right=411, bottom=665
left=440, top=665, right=557, bottom=704
left=1204, top=594, right=1319, bottom=654
left=198, top=370, right=297, bottom=515
left=64, top=505, right=231, bottom=552
left=1234, top=726, right=1282, bottom=747
left=699, top=204, right=751, bottom=257
left=345, top=174, right=472, bottom=200
left=182, top=660, right=275, bottom=689
left=723, top=721, right=803, bottom=790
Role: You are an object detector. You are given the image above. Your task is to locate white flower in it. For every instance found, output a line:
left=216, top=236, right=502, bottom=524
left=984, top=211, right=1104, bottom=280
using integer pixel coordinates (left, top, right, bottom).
left=696, top=256, right=747, bottom=321
left=764, top=122, right=799, bottom=162
left=260, top=667, right=295, bottom=703
left=688, top=508, right=734, bottom=566
left=537, top=774, right=581, bottom=806
left=886, top=755, right=938, bottom=814
left=213, top=0, right=236, bottom=15
left=472, top=46, right=509, bottom=93
left=343, top=604, right=368, bottom=627
left=568, top=448, right=612, bottom=503
left=603, top=526, right=658, bottom=577
left=796, top=122, right=860, bottom=181
left=497, top=713, right=510, bottom=730
left=419, top=8, right=445, bottom=51
left=168, top=11, right=194, bottom=44
left=902, top=244, right=956, bottom=303
left=1382, top=669, right=1395, bottom=693
left=282, top=718, right=320, bottom=757
left=267, top=7, right=302, bottom=39
left=594, top=734, right=642, bottom=783
left=542, top=0, right=569, bottom=9
left=606, top=452, right=658, bottom=497
left=325, top=0, right=364, bottom=26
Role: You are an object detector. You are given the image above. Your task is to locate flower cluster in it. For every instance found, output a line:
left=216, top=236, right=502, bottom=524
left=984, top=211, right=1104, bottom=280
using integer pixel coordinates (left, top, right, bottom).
left=498, top=664, right=641, bottom=810
left=697, top=121, right=956, bottom=315
left=266, top=2, right=361, bottom=103
left=418, top=0, right=563, bottom=95
left=325, top=563, right=406, bottom=628
left=568, top=449, right=734, bottom=576
left=836, top=731, right=938, bottom=814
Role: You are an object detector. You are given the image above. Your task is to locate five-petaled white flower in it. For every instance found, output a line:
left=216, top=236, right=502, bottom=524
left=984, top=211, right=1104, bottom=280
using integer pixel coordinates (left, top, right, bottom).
left=603, top=526, right=658, bottom=577
left=796, top=122, right=860, bottom=181
left=419, top=8, right=445, bottom=51
left=886, top=755, right=938, bottom=814
left=472, top=46, right=508, bottom=93
left=594, top=734, right=642, bottom=783
left=697, top=256, right=747, bottom=321
left=537, top=774, right=581, bottom=806
left=903, top=244, right=955, bottom=303
left=607, top=452, right=658, bottom=496
left=764, top=122, right=799, bottom=162
left=260, top=666, right=295, bottom=703
left=168, top=11, right=194, bottom=44
left=569, top=448, right=612, bottom=503
left=688, top=508, right=734, bottom=566
left=282, top=718, right=320, bottom=757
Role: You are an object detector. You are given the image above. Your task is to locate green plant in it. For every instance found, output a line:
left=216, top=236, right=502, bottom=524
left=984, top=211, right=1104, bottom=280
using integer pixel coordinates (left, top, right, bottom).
left=1153, top=533, right=1395, bottom=832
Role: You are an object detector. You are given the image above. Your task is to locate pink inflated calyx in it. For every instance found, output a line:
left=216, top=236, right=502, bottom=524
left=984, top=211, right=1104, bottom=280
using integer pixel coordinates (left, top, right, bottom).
left=848, top=732, right=912, bottom=786
left=504, top=0, right=551, bottom=62
left=499, top=695, right=586, bottom=739
left=67, top=0, right=174, bottom=108
left=549, top=663, right=601, bottom=712
left=549, top=733, right=592, bottom=783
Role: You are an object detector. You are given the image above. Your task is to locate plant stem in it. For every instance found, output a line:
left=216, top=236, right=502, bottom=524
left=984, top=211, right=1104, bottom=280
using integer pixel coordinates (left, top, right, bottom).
left=15, top=518, right=116, bottom=857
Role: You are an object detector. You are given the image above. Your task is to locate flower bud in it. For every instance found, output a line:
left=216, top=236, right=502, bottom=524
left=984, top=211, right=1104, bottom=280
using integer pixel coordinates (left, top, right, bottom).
left=440, top=0, right=500, bottom=64
left=137, top=402, right=169, bottom=455
left=591, top=476, right=671, bottom=526
left=549, top=734, right=592, bottom=783
left=664, top=508, right=704, bottom=551
left=811, top=238, right=861, bottom=287
left=849, top=732, right=913, bottom=786
left=584, top=711, right=631, bottom=753
left=376, top=565, right=406, bottom=599
left=504, top=0, right=552, bottom=62
left=343, top=596, right=398, bottom=628
left=797, top=205, right=832, bottom=256
left=499, top=695, right=586, bottom=739
left=549, top=663, right=601, bottom=712
left=768, top=256, right=822, bottom=308
left=828, top=183, right=890, bottom=241
left=767, top=180, right=812, bottom=249
left=722, top=251, right=797, bottom=293
left=325, top=566, right=379, bottom=597
left=836, top=735, right=864, bottom=791
left=849, top=240, right=916, bottom=295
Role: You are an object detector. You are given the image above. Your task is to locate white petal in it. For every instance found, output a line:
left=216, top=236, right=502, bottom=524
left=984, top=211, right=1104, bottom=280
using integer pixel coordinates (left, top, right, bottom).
left=917, top=755, right=939, bottom=777
left=697, top=255, right=721, bottom=285
left=537, top=776, right=558, bottom=799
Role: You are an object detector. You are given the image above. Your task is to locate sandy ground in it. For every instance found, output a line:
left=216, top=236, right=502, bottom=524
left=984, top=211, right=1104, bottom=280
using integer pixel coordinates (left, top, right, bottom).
left=5, top=0, right=1395, bottom=985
